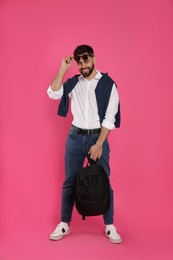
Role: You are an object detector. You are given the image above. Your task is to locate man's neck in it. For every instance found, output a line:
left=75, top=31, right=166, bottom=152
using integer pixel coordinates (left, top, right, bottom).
left=85, top=69, right=97, bottom=81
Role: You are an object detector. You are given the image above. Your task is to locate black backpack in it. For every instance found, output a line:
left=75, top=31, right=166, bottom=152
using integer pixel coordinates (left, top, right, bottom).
left=75, top=160, right=110, bottom=220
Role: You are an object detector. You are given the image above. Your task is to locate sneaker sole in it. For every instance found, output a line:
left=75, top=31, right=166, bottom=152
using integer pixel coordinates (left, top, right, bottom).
left=50, top=230, right=70, bottom=241
left=105, top=233, right=122, bottom=244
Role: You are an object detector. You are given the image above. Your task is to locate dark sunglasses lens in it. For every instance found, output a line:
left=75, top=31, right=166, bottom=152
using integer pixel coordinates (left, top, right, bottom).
left=82, top=54, right=88, bottom=61
left=74, top=56, right=80, bottom=61
left=74, top=54, right=89, bottom=62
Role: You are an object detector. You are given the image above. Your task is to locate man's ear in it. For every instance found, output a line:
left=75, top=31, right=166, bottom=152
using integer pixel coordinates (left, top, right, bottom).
left=93, top=57, right=96, bottom=64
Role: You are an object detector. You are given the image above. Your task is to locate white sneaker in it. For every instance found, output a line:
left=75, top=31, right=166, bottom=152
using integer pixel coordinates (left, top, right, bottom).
left=50, top=222, right=70, bottom=240
left=105, top=224, right=122, bottom=243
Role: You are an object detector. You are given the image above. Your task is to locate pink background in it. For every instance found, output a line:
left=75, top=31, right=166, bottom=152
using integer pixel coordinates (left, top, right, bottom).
left=1, top=0, right=173, bottom=259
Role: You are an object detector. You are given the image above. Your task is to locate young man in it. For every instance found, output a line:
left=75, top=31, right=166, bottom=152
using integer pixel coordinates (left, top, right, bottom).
left=47, top=44, right=122, bottom=243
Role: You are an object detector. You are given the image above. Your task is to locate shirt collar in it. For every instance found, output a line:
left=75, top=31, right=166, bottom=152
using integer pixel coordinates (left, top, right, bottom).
left=95, top=70, right=102, bottom=80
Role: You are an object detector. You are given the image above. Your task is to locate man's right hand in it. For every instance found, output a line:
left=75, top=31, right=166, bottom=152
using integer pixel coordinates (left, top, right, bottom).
left=61, top=56, right=74, bottom=70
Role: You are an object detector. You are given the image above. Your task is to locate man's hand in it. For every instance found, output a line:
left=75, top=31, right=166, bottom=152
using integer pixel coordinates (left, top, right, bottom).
left=61, top=56, right=74, bottom=70
left=88, top=127, right=110, bottom=161
left=88, top=142, right=102, bottom=161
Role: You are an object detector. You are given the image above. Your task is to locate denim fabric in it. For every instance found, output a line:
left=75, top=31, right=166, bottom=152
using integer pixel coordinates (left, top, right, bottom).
left=61, top=127, right=114, bottom=225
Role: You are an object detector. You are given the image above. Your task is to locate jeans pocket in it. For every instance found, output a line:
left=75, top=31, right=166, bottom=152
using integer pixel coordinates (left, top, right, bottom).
left=68, top=129, right=77, bottom=138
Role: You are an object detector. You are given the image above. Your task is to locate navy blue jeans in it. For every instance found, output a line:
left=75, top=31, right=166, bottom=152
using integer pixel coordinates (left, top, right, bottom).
left=61, top=126, right=114, bottom=225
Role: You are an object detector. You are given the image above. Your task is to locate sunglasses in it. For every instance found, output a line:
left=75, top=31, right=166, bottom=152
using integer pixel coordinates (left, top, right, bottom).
left=74, top=54, right=93, bottom=62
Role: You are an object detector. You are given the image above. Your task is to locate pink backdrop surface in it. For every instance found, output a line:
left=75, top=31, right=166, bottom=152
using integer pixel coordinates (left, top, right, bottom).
left=1, top=0, right=173, bottom=259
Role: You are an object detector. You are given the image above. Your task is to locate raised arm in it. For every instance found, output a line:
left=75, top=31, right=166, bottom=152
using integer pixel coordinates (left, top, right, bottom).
left=51, top=56, right=74, bottom=91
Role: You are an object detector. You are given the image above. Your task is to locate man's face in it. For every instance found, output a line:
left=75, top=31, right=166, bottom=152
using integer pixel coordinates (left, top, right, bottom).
left=74, top=53, right=95, bottom=78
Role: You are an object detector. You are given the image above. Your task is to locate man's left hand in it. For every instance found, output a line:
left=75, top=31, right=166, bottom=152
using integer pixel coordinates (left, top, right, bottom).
left=88, top=142, right=102, bottom=161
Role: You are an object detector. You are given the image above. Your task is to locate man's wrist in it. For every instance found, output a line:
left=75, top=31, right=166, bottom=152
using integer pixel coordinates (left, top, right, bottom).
left=60, top=66, right=69, bottom=72
left=96, top=140, right=103, bottom=147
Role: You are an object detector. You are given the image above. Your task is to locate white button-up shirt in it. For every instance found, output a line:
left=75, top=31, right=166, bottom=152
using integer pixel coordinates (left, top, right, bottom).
left=47, top=71, right=119, bottom=130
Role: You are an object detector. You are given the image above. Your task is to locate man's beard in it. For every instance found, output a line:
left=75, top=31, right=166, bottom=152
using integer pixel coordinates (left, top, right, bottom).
left=80, top=64, right=95, bottom=78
